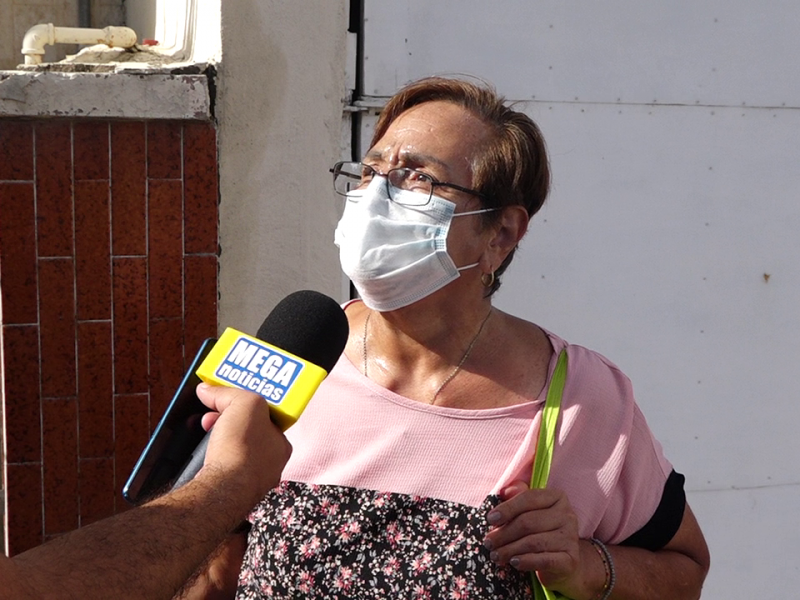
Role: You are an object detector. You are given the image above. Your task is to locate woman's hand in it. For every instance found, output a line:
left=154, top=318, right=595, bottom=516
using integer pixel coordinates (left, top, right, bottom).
left=484, top=483, right=710, bottom=599
left=483, top=481, right=601, bottom=598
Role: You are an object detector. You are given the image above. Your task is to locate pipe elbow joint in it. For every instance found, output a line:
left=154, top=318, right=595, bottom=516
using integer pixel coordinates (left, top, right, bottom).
left=22, top=23, right=54, bottom=63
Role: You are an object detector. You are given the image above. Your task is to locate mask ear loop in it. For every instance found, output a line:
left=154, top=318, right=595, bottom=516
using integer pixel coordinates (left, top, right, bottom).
left=455, top=207, right=501, bottom=279
left=453, top=207, right=501, bottom=217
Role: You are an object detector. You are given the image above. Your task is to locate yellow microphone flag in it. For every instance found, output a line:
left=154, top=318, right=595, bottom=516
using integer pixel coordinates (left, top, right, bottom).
left=196, top=328, right=327, bottom=431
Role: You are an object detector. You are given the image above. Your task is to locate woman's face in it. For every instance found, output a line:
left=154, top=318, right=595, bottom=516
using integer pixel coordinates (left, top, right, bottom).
left=365, top=100, right=494, bottom=268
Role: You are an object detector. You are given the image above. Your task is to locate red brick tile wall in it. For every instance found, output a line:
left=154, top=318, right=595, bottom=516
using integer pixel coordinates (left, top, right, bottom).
left=0, top=119, right=219, bottom=555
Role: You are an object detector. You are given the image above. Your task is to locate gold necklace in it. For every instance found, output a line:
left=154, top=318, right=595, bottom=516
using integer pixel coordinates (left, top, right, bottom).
left=362, top=308, right=493, bottom=403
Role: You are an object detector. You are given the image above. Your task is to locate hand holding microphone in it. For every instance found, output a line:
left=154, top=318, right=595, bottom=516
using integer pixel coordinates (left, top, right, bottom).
left=124, top=290, right=348, bottom=503
left=170, top=290, right=349, bottom=490
left=194, top=383, right=292, bottom=510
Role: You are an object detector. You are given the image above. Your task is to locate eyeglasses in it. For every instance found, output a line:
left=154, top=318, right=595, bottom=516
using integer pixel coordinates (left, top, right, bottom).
left=330, top=161, right=487, bottom=207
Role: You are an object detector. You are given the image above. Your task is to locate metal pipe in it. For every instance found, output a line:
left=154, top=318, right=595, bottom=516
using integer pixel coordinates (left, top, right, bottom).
left=21, top=23, right=137, bottom=65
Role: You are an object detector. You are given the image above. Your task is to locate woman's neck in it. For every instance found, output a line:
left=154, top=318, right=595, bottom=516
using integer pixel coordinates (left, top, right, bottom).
left=354, top=292, right=498, bottom=403
left=371, top=295, right=493, bottom=360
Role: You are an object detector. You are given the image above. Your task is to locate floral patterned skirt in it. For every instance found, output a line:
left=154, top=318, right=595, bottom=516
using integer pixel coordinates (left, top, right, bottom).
left=237, top=481, right=532, bottom=599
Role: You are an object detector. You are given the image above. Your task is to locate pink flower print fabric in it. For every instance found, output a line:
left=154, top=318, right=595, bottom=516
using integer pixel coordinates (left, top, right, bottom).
left=237, top=481, right=532, bottom=599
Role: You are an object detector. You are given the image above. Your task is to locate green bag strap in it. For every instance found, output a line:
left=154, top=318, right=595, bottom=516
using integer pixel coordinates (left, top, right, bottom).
left=530, top=349, right=567, bottom=490
left=529, top=349, right=569, bottom=600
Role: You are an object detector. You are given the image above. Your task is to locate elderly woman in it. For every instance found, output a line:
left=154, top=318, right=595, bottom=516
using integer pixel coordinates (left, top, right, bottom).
left=194, top=77, right=709, bottom=600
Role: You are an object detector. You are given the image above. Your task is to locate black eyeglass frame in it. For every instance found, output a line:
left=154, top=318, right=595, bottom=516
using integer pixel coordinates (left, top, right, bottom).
left=330, top=161, right=488, bottom=205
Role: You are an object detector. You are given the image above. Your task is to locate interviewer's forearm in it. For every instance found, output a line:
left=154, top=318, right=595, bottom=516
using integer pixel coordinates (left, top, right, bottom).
left=10, top=466, right=251, bottom=600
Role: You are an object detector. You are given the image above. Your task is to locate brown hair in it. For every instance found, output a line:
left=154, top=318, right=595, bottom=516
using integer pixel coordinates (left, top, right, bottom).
left=370, top=76, right=551, bottom=294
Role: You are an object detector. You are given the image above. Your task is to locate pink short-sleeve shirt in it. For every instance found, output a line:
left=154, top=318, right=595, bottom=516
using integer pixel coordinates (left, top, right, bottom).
left=282, top=329, right=673, bottom=544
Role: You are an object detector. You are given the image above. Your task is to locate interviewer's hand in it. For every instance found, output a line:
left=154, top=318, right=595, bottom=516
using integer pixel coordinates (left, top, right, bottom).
left=483, top=481, right=591, bottom=597
left=196, top=383, right=292, bottom=508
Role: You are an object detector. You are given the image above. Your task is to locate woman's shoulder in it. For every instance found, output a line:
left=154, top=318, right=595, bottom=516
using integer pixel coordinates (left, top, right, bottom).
left=500, top=314, right=630, bottom=384
left=541, top=328, right=629, bottom=378
left=536, top=327, right=636, bottom=418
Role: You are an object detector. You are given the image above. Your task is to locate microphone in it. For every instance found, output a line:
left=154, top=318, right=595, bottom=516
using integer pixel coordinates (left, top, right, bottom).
left=123, top=290, right=349, bottom=502
left=195, top=291, right=347, bottom=431
left=170, top=290, right=349, bottom=489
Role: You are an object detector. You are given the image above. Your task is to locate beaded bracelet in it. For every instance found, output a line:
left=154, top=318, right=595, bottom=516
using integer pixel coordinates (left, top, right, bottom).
left=589, top=538, right=616, bottom=600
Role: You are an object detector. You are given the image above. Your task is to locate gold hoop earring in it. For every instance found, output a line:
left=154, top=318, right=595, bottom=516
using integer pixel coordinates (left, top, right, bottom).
left=481, top=271, right=495, bottom=288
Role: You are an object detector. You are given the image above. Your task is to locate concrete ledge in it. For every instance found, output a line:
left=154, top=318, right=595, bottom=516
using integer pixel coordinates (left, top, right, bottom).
left=0, top=71, right=211, bottom=120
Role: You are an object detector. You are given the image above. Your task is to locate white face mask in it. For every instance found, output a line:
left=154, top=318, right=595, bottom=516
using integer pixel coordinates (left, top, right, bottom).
left=334, top=177, right=495, bottom=311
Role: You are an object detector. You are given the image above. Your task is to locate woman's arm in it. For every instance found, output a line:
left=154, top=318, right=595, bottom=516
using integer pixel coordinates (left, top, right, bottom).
left=483, top=483, right=709, bottom=600
left=602, top=503, right=709, bottom=599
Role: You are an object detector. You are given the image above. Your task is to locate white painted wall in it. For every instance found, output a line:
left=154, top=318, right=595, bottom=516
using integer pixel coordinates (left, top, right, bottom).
left=360, top=2, right=800, bottom=596
left=216, top=1, right=350, bottom=334
left=126, top=0, right=221, bottom=63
